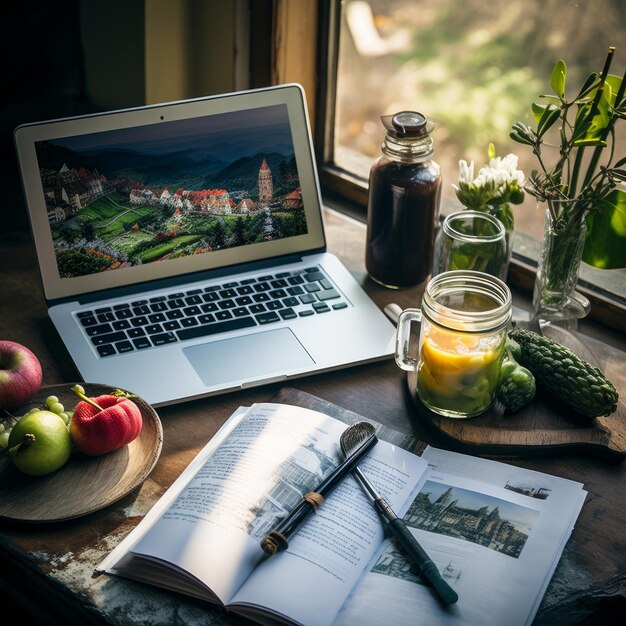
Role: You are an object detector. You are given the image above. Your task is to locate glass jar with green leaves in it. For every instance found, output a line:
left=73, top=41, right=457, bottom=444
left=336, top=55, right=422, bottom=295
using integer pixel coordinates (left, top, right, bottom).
left=452, top=144, right=526, bottom=279
left=510, top=46, right=625, bottom=327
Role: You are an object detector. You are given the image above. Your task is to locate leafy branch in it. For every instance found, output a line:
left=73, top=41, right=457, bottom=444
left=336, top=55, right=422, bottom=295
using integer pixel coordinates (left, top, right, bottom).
left=510, top=47, right=626, bottom=269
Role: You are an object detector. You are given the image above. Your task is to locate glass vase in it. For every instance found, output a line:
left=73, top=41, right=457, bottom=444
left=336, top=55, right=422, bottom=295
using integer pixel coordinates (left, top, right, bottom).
left=532, top=202, right=590, bottom=330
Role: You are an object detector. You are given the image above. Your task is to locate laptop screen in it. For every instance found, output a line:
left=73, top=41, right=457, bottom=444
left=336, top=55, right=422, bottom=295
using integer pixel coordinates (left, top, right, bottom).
left=15, top=85, right=326, bottom=301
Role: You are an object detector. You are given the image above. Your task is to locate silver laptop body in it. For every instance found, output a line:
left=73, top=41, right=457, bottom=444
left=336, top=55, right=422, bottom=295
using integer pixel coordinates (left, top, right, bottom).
left=14, top=84, right=394, bottom=406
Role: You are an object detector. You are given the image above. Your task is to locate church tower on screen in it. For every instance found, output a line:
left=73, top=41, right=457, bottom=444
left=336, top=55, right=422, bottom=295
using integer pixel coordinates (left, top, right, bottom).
left=258, top=158, right=273, bottom=207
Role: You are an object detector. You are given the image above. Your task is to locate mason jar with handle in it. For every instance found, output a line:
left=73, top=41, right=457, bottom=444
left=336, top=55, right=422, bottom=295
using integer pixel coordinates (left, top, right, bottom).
left=395, top=270, right=512, bottom=418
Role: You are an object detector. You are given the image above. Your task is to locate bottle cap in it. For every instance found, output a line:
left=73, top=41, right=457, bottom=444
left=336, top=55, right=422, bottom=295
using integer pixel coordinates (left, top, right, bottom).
left=380, top=111, right=436, bottom=161
left=381, top=111, right=435, bottom=138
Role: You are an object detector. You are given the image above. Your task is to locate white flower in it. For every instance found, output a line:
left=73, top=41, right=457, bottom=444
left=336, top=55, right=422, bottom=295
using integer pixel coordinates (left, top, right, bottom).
left=458, top=159, right=475, bottom=184
left=485, top=154, right=525, bottom=186
left=470, top=154, right=525, bottom=197
left=453, top=150, right=526, bottom=213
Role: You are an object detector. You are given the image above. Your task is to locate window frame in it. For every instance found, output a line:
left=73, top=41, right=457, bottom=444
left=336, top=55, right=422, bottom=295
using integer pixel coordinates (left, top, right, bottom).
left=310, top=0, right=625, bottom=332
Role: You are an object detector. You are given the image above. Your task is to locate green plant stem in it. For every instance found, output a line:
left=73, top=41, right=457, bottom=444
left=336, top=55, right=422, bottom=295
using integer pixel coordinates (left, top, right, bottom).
left=467, top=254, right=487, bottom=273
left=577, top=49, right=619, bottom=192
left=71, top=385, right=104, bottom=411
left=533, top=147, right=557, bottom=197
left=569, top=146, right=585, bottom=199
left=537, top=205, right=586, bottom=308
left=8, top=433, right=36, bottom=456
left=553, top=111, right=569, bottom=182
left=581, top=68, right=626, bottom=192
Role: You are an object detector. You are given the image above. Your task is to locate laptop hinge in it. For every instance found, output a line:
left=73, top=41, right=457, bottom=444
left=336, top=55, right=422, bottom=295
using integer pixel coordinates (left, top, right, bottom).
left=50, top=252, right=322, bottom=306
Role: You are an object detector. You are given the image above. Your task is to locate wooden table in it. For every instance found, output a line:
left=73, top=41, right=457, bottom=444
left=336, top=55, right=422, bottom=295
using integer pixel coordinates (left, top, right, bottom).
left=0, top=209, right=624, bottom=625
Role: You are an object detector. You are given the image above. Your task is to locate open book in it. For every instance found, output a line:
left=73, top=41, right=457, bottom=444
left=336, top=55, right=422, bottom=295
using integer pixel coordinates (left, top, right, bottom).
left=98, top=400, right=586, bottom=626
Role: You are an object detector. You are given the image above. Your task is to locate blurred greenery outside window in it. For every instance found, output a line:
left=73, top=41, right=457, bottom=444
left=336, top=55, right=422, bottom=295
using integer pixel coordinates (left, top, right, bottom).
left=319, top=0, right=625, bottom=308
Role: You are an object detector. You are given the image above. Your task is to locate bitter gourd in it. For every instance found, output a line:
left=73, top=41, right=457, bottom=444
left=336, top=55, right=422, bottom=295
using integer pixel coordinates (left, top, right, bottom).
left=508, top=328, right=619, bottom=419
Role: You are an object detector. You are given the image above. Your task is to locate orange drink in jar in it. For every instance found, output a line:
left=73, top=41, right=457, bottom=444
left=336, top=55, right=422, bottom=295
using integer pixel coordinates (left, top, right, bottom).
left=417, top=323, right=505, bottom=417
left=396, top=271, right=512, bottom=418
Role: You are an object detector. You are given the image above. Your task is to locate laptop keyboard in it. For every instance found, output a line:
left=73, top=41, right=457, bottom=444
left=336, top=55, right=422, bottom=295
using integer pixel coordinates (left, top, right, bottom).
left=76, top=266, right=349, bottom=358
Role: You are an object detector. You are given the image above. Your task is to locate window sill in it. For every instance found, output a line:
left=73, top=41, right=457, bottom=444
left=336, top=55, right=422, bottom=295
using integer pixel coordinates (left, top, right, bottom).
left=320, top=166, right=626, bottom=336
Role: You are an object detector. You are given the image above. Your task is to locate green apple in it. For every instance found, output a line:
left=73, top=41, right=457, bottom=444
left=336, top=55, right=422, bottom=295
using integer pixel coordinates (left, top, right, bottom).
left=7, top=410, right=71, bottom=476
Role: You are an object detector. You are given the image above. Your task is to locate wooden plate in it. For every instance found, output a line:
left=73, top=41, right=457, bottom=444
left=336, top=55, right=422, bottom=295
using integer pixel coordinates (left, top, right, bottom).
left=0, top=383, right=163, bottom=523
left=406, top=325, right=626, bottom=461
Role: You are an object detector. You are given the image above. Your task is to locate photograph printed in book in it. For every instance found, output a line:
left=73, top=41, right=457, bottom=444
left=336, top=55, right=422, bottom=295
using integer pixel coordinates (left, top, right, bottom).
left=404, top=481, right=539, bottom=559
left=246, top=436, right=340, bottom=540
left=504, top=481, right=552, bottom=500
left=163, top=419, right=342, bottom=542
left=372, top=543, right=465, bottom=586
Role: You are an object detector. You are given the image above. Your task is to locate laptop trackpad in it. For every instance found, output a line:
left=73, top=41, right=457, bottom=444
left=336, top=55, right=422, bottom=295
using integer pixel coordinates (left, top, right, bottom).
left=183, top=328, right=314, bottom=388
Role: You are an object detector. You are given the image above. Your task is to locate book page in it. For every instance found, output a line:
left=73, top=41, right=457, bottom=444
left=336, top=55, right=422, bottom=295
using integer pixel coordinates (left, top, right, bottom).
left=97, top=407, right=248, bottom=575
left=127, top=403, right=341, bottom=602
left=229, top=441, right=427, bottom=626
left=335, top=447, right=585, bottom=626
left=123, top=403, right=426, bottom=612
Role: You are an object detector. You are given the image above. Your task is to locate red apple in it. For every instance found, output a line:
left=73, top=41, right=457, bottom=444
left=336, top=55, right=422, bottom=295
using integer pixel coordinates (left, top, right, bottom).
left=0, top=340, right=43, bottom=411
left=69, top=386, right=142, bottom=456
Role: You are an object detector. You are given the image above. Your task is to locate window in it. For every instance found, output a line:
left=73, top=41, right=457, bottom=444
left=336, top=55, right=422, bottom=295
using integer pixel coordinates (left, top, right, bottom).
left=315, top=0, right=625, bottom=326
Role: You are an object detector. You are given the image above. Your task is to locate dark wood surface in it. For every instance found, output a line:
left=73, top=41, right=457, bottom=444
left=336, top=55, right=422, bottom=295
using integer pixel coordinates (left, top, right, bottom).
left=1, top=209, right=625, bottom=625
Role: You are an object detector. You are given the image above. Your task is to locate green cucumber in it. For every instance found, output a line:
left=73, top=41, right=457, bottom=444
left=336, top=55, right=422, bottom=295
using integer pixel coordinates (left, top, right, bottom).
left=508, top=328, right=618, bottom=419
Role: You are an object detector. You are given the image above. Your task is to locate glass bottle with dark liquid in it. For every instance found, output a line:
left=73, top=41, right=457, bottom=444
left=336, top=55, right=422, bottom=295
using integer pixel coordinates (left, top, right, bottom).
left=366, top=111, right=441, bottom=288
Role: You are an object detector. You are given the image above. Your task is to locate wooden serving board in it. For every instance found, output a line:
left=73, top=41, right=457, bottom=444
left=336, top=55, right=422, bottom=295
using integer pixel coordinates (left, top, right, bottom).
left=406, top=325, right=626, bottom=460
left=0, top=383, right=163, bottom=523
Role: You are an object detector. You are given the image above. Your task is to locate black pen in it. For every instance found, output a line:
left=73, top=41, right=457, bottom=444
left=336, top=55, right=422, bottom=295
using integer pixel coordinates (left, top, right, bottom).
left=260, top=424, right=378, bottom=555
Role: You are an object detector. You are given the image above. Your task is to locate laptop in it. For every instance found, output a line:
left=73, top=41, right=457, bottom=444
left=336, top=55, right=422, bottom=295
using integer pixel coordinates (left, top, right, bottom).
left=14, top=83, right=395, bottom=407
